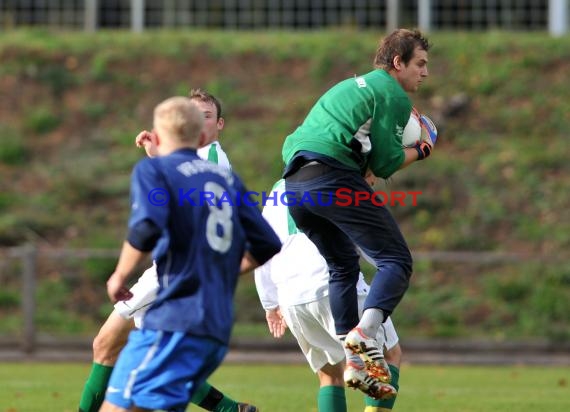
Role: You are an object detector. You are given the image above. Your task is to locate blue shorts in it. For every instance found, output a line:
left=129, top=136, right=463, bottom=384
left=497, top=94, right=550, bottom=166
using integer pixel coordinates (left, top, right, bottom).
left=105, top=329, right=227, bottom=411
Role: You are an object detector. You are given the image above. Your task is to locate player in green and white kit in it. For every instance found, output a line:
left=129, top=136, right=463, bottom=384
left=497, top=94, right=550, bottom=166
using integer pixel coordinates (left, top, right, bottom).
left=195, top=88, right=231, bottom=171
left=282, top=29, right=436, bottom=397
left=78, top=90, right=258, bottom=412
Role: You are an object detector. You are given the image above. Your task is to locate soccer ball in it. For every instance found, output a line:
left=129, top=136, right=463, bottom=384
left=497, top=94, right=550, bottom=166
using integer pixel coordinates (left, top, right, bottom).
left=402, top=109, right=438, bottom=148
left=401, top=109, right=422, bottom=147
left=419, top=113, right=438, bottom=147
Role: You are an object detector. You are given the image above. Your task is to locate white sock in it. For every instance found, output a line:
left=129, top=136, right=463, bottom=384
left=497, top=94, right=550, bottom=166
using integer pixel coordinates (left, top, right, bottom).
left=357, top=308, right=385, bottom=339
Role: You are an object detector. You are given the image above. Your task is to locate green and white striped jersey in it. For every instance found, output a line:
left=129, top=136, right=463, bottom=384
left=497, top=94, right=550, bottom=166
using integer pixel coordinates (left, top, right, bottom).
left=198, top=141, right=231, bottom=171
left=254, top=179, right=371, bottom=309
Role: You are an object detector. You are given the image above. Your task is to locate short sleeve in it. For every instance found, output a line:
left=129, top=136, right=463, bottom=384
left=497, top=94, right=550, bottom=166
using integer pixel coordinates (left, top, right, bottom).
left=128, top=159, right=170, bottom=231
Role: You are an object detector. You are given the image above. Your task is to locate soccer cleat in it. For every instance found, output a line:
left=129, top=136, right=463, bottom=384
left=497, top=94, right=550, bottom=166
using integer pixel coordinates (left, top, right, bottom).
left=344, top=361, right=397, bottom=401
left=345, top=327, right=391, bottom=384
left=238, top=403, right=260, bottom=412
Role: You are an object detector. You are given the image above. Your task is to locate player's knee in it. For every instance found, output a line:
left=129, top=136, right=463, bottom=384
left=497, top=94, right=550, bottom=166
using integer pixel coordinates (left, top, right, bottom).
left=92, top=331, right=122, bottom=364
left=317, top=362, right=345, bottom=387
left=384, top=343, right=402, bottom=366
left=317, top=372, right=344, bottom=387
left=92, top=331, right=111, bottom=359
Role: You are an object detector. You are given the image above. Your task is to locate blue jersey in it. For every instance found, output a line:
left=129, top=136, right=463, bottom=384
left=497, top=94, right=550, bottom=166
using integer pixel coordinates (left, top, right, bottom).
left=128, top=148, right=281, bottom=344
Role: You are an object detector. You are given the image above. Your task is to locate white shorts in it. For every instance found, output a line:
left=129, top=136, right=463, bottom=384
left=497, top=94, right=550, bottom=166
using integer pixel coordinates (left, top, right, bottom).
left=114, top=264, right=159, bottom=329
left=280, top=294, right=399, bottom=373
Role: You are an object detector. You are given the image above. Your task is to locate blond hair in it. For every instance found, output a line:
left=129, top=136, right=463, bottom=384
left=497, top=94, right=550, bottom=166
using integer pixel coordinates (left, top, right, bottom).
left=153, top=96, right=204, bottom=143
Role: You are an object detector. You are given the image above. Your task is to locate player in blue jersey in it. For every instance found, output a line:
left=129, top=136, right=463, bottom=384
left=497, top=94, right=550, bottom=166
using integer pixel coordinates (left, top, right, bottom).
left=78, top=90, right=260, bottom=412
left=96, top=96, right=281, bottom=412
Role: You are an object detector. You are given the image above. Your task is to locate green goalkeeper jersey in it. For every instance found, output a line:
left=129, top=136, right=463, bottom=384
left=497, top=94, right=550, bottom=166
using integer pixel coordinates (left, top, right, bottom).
left=282, top=69, right=411, bottom=179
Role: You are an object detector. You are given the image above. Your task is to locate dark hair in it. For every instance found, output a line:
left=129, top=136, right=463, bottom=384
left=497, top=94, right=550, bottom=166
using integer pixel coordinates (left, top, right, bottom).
left=373, top=28, right=430, bottom=70
left=188, top=88, right=223, bottom=119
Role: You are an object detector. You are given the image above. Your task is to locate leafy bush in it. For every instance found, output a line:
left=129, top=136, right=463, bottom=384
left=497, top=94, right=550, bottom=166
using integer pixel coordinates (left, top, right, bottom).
left=23, top=106, right=61, bottom=134
left=0, top=124, right=27, bottom=164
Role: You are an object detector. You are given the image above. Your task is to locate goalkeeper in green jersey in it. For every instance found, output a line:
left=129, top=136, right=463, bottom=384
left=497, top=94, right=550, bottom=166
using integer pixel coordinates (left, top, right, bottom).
left=282, top=28, right=436, bottom=397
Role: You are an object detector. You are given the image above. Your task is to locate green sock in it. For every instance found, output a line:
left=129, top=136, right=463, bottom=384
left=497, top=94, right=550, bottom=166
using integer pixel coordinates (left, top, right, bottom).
left=190, top=381, right=239, bottom=412
left=190, top=381, right=214, bottom=406
left=318, top=385, right=347, bottom=412
left=365, top=364, right=400, bottom=410
left=78, top=363, right=114, bottom=412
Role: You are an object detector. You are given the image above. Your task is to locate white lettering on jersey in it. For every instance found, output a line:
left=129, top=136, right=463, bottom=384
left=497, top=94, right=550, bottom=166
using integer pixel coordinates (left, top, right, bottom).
left=396, top=124, right=404, bottom=140
left=177, top=159, right=234, bottom=185
left=204, top=181, right=233, bottom=253
left=354, top=76, right=367, bottom=88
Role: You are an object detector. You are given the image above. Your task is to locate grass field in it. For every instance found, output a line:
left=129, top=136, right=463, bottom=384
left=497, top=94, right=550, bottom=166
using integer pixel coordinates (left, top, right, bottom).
left=1, top=362, right=568, bottom=411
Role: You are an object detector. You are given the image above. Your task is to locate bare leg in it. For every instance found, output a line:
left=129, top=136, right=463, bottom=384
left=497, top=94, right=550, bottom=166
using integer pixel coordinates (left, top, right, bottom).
left=317, top=360, right=347, bottom=412
left=384, top=343, right=402, bottom=370
left=78, top=311, right=135, bottom=412
left=93, top=311, right=135, bottom=365
left=317, top=361, right=346, bottom=387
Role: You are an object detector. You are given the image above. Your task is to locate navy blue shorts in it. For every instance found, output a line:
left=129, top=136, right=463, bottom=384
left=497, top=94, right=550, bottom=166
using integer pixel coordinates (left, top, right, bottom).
left=285, top=165, right=412, bottom=334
